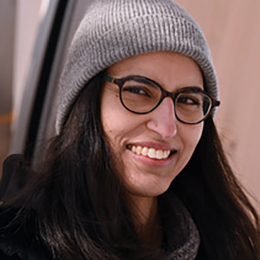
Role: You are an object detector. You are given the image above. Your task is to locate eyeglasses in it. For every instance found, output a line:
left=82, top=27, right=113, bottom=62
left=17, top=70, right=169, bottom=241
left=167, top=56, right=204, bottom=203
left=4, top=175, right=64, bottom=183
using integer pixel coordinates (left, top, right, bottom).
left=102, top=75, right=220, bottom=125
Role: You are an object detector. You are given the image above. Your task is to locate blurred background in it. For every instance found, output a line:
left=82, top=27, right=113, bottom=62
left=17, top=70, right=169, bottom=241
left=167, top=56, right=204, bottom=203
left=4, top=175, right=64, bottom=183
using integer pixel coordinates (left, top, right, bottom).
left=0, top=0, right=259, bottom=208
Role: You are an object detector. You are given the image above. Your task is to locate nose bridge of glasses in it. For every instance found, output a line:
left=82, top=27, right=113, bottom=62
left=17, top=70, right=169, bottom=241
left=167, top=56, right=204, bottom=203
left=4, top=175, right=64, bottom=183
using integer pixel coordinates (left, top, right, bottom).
left=161, top=88, right=178, bottom=104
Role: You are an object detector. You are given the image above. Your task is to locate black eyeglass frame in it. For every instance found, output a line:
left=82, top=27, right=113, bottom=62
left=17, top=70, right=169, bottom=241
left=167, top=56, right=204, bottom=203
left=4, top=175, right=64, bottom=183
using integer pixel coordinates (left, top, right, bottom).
left=102, top=75, right=220, bottom=125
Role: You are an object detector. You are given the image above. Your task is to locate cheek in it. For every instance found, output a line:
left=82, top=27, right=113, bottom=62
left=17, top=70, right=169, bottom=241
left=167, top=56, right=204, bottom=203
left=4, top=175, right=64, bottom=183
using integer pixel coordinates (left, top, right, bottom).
left=179, top=123, right=203, bottom=161
left=101, top=100, right=132, bottom=156
left=101, top=91, right=146, bottom=147
left=193, top=124, right=204, bottom=145
left=100, top=91, right=121, bottom=139
left=101, top=110, right=128, bottom=143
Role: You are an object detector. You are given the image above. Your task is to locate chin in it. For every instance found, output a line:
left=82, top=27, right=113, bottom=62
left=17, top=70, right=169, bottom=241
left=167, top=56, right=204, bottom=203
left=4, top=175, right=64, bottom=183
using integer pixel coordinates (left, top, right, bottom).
left=126, top=182, right=172, bottom=198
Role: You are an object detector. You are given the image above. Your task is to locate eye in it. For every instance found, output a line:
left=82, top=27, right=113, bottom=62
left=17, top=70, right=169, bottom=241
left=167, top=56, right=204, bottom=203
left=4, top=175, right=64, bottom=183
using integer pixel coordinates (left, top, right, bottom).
left=177, top=95, right=201, bottom=105
left=123, top=85, right=152, bottom=97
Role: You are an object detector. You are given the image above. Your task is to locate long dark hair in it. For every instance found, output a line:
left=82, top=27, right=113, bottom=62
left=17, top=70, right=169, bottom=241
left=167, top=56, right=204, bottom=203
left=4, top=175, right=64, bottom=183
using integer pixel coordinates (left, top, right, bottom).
left=7, top=72, right=260, bottom=259
left=172, top=118, right=260, bottom=259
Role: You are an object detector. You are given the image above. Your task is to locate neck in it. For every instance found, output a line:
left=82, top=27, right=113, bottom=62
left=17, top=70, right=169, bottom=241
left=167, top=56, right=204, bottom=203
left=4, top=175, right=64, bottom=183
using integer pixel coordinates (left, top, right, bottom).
left=130, top=195, right=162, bottom=248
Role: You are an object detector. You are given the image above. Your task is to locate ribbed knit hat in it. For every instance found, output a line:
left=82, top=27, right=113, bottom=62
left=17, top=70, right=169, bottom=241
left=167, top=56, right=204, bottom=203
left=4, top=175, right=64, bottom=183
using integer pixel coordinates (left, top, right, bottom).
left=56, top=0, right=218, bottom=134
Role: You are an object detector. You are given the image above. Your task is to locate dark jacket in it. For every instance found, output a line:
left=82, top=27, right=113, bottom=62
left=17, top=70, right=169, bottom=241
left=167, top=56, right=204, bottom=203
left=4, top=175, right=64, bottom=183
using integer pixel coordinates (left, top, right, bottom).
left=0, top=155, right=52, bottom=259
left=0, top=206, right=52, bottom=260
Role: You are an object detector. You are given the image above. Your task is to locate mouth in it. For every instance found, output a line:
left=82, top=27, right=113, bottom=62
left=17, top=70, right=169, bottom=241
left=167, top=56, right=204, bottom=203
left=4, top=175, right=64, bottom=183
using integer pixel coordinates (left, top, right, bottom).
left=126, top=144, right=177, bottom=160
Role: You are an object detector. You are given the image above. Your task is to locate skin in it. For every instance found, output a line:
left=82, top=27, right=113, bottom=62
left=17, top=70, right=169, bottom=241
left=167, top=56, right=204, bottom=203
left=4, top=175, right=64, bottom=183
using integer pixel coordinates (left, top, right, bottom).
left=101, top=51, right=204, bottom=245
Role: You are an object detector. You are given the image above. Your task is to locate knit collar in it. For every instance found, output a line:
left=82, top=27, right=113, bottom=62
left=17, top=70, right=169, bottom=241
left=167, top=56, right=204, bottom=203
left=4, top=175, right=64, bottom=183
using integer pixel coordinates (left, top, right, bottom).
left=159, top=193, right=200, bottom=259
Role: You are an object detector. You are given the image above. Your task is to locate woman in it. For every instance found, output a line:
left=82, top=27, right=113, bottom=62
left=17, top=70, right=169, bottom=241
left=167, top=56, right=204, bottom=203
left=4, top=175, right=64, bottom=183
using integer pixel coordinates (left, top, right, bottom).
left=0, top=0, right=259, bottom=259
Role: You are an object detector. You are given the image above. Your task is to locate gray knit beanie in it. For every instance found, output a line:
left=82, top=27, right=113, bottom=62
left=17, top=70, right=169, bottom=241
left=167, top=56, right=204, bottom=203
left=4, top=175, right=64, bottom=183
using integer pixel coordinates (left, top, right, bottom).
left=56, top=0, right=218, bottom=134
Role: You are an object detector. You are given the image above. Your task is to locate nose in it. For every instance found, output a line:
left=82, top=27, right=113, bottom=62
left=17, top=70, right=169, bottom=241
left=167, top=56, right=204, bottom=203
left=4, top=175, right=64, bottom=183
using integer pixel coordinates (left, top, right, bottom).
left=146, top=97, right=177, bottom=139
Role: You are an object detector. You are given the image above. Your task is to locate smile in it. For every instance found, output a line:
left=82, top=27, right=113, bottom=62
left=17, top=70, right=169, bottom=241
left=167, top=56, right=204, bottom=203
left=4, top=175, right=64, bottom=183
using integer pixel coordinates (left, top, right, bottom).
left=127, top=145, right=173, bottom=160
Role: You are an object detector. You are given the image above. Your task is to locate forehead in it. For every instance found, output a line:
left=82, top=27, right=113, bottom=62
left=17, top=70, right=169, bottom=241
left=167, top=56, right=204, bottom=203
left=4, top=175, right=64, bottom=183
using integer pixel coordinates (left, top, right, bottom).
left=107, top=51, right=203, bottom=88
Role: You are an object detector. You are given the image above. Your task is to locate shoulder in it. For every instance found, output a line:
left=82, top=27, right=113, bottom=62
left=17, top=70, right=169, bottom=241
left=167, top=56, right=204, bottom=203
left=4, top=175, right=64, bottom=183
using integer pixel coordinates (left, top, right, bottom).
left=0, top=156, right=52, bottom=259
left=0, top=154, right=32, bottom=203
left=0, top=206, right=52, bottom=260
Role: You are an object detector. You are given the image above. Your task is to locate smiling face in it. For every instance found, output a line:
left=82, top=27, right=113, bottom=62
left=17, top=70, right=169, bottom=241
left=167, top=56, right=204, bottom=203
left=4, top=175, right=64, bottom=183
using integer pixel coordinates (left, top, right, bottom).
left=101, top=52, right=204, bottom=198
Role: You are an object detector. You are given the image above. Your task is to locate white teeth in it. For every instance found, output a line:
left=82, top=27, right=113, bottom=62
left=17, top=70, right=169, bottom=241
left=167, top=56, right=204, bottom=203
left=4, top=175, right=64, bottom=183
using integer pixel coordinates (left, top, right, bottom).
left=129, top=145, right=172, bottom=160
left=136, top=146, right=142, bottom=155
left=164, top=150, right=171, bottom=158
left=156, top=150, right=164, bottom=159
left=148, top=148, right=156, bottom=158
left=141, top=147, right=148, bottom=156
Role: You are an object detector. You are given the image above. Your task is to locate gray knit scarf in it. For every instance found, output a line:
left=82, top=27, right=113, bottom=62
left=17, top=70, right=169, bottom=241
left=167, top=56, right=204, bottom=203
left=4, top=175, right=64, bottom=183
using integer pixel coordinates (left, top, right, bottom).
left=159, top=194, right=200, bottom=259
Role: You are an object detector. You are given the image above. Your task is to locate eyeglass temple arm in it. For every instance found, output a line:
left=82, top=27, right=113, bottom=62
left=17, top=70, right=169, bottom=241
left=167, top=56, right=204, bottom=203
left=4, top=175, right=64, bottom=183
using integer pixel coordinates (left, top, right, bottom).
left=102, top=75, right=115, bottom=83
left=214, top=100, right=221, bottom=107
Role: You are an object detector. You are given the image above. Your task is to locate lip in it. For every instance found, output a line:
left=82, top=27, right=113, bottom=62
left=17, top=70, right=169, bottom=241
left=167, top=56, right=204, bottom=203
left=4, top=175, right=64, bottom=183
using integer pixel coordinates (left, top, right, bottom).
left=126, top=142, right=178, bottom=167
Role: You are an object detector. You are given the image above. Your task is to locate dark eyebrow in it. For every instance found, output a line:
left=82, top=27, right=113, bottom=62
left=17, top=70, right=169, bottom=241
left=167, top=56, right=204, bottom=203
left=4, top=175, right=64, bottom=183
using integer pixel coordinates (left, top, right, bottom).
left=175, top=86, right=204, bottom=93
left=128, top=75, right=204, bottom=92
left=124, top=75, right=160, bottom=89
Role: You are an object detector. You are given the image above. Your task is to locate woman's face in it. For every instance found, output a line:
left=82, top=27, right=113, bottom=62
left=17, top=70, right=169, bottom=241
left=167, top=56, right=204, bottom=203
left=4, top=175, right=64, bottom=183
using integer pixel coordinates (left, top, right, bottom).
left=101, top=52, right=204, bottom=198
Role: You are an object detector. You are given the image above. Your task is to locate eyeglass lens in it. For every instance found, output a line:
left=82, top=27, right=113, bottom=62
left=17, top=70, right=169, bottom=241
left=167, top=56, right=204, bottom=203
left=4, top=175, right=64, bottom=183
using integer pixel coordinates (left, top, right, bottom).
left=120, top=78, right=212, bottom=124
